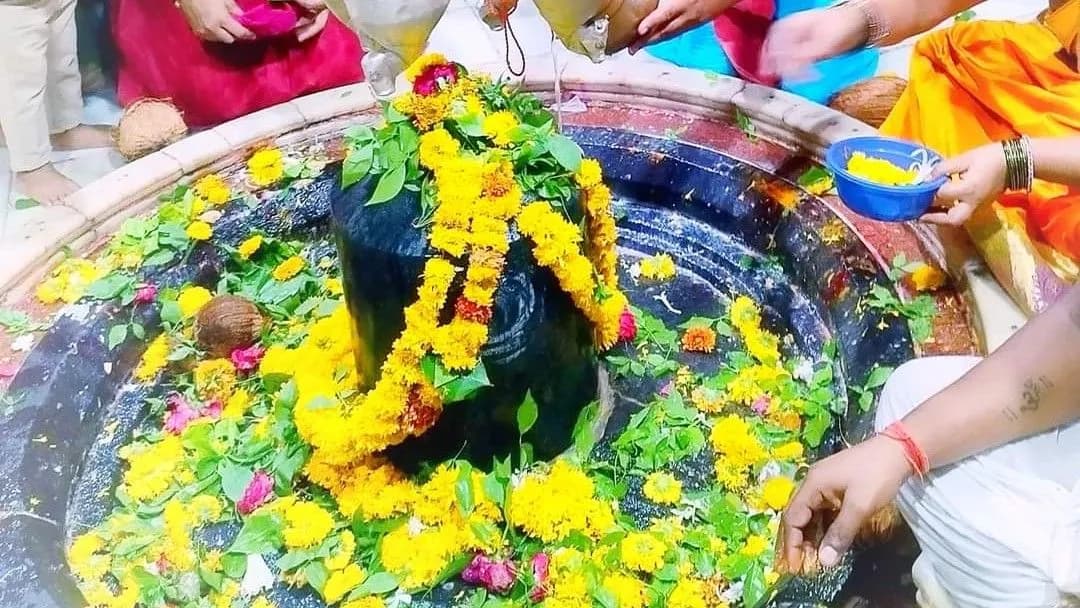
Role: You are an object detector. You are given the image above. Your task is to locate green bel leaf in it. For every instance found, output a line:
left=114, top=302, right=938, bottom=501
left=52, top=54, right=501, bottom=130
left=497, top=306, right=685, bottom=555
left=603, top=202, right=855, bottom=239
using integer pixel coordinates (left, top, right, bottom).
left=227, top=513, right=283, bottom=555
left=107, top=324, right=128, bottom=350
left=341, top=147, right=374, bottom=189
left=516, top=390, right=539, bottom=435
left=218, top=461, right=255, bottom=504
left=547, top=134, right=583, bottom=172
left=455, top=461, right=475, bottom=516
left=366, top=164, right=407, bottom=206
left=356, top=571, right=399, bottom=595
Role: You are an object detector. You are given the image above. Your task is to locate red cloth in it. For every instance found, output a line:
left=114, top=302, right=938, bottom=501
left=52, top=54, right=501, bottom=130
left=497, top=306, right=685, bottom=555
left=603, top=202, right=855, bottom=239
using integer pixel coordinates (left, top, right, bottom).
left=112, top=0, right=364, bottom=128
left=713, top=0, right=777, bottom=86
left=236, top=2, right=303, bottom=38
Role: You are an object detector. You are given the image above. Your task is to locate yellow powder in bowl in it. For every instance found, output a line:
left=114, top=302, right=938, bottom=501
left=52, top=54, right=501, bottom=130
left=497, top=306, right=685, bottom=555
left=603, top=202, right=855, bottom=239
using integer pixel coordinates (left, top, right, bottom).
left=846, top=152, right=920, bottom=186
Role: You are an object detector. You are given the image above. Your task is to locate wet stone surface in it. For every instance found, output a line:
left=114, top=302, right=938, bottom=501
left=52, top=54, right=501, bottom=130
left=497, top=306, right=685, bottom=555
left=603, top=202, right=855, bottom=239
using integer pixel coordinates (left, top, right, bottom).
left=1, top=127, right=916, bottom=608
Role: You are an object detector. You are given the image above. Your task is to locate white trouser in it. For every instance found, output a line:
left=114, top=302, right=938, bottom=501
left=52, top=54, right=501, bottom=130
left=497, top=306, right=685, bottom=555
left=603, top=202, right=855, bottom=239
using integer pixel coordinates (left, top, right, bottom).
left=875, top=357, right=1080, bottom=608
left=0, top=0, right=82, bottom=172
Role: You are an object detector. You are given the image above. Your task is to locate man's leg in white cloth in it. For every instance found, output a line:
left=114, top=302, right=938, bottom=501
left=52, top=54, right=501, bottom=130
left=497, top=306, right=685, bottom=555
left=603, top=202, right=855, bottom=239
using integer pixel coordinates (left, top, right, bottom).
left=875, top=356, right=1072, bottom=608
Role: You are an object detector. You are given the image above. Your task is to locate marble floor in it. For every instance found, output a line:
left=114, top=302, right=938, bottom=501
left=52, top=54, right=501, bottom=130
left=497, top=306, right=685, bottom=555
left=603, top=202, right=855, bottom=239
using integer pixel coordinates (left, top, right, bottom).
left=0, top=0, right=1046, bottom=240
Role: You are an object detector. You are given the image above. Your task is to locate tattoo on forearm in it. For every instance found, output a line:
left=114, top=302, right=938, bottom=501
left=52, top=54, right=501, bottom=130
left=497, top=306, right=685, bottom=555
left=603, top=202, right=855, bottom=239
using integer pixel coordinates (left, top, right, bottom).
left=1002, top=375, right=1054, bottom=421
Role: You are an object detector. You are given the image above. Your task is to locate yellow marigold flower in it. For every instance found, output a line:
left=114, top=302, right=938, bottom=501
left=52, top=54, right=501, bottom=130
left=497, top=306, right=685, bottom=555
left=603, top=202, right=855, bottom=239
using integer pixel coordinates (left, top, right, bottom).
left=602, top=573, right=647, bottom=608
left=68, top=533, right=107, bottom=582
left=620, top=532, right=667, bottom=574
left=343, top=598, right=386, bottom=608
left=186, top=220, right=213, bottom=241
left=212, top=582, right=239, bottom=608
left=418, top=128, right=460, bottom=170
left=325, top=530, right=356, bottom=571
left=325, top=277, right=344, bottom=296
left=741, top=534, right=770, bottom=557
left=576, top=158, right=604, bottom=189
left=272, top=255, right=306, bottom=282
left=222, top=388, right=251, bottom=420
left=667, top=578, right=709, bottom=608
left=743, top=326, right=781, bottom=366
left=483, top=111, right=519, bottom=147
left=135, top=334, right=171, bottom=382
left=36, top=258, right=110, bottom=305
left=846, top=152, right=919, bottom=186
left=121, top=435, right=184, bottom=502
left=194, top=358, right=237, bottom=401
left=238, top=235, right=264, bottom=260
left=773, top=441, right=804, bottom=461
left=250, top=598, right=275, bottom=608
left=431, top=319, right=488, bottom=371
left=710, top=415, right=768, bottom=467
left=404, top=52, right=448, bottom=82
left=283, top=500, right=336, bottom=549
left=178, top=286, right=213, bottom=319
left=729, top=295, right=762, bottom=331
left=761, top=475, right=796, bottom=511
left=681, top=326, right=717, bottom=353
left=323, top=563, right=366, bottom=604
left=381, top=523, right=464, bottom=590
left=508, top=460, right=612, bottom=543
left=259, top=344, right=296, bottom=378
left=248, top=148, right=285, bottom=187
left=910, top=263, right=946, bottom=292
left=194, top=174, right=231, bottom=206
left=690, top=386, right=725, bottom=414
left=638, top=253, right=676, bottom=281
left=642, top=472, right=683, bottom=505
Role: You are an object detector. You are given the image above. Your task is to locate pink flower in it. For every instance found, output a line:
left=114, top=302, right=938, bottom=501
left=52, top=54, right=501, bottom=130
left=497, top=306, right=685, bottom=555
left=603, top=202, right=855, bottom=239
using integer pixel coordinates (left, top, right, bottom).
left=134, top=284, right=158, bottom=305
left=529, top=553, right=550, bottom=602
left=618, top=307, right=637, bottom=342
left=237, top=471, right=274, bottom=515
left=462, top=554, right=516, bottom=595
left=230, top=345, right=265, bottom=374
left=413, top=64, right=459, bottom=96
left=203, top=399, right=223, bottom=420
left=0, top=361, right=17, bottom=379
left=164, top=394, right=199, bottom=434
left=751, top=395, right=772, bottom=416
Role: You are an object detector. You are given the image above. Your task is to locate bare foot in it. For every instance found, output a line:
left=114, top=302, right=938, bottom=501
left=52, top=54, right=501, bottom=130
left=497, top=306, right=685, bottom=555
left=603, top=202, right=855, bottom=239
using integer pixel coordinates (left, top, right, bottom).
left=50, top=124, right=114, bottom=151
left=13, top=165, right=80, bottom=206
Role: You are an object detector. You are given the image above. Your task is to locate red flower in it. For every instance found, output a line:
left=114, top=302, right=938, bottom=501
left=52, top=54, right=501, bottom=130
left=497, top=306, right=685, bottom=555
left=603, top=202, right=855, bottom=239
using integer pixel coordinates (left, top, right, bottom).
left=203, top=399, right=223, bottom=420
left=230, top=344, right=265, bottom=374
left=462, top=554, right=516, bottom=595
left=529, top=552, right=550, bottom=602
left=618, top=307, right=637, bottom=342
left=455, top=298, right=493, bottom=324
left=413, top=63, right=459, bottom=96
left=401, top=385, right=440, bottom=434
left=237, top=471, right=274, bottom=515
left=164, top=393, right=199, bottom=434
left=134, top=284, right=158, bottom=305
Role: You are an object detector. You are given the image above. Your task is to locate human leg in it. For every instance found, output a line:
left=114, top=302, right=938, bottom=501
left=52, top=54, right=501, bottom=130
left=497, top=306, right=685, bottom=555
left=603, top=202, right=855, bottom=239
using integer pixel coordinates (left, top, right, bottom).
left=46, top=0, right=112, bottom=151
left=0, top=0, right=80, bottom=204
left=876, top=357, right=1068, bottom=608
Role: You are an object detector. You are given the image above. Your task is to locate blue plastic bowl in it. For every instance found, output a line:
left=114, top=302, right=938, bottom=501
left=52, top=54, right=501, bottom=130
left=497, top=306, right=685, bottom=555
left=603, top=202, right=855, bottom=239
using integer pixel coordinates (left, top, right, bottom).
left=825, top=136, right=947, bottom=222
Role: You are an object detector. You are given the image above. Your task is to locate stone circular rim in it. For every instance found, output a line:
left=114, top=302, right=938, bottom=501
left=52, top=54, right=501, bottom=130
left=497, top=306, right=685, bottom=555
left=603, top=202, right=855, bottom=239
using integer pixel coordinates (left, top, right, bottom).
left=0, top=60, right=1021, bottom=352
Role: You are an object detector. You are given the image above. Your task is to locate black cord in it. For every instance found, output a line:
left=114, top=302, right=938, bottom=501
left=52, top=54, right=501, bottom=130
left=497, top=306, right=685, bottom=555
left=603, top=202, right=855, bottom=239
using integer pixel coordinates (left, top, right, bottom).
left=502, top=5, right=526, bottom=77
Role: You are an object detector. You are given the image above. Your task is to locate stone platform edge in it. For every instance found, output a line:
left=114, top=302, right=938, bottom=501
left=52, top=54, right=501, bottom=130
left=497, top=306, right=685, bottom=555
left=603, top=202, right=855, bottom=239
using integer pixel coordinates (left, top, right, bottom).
left=0, top=59, right=1022, bottom=352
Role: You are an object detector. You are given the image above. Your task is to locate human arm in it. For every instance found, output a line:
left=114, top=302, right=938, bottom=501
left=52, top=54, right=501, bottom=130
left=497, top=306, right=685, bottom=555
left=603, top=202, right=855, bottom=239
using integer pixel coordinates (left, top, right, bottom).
left=763, top=0, right=984, bottom=78
left=177, top=0, right=255, bottom=43
left=779, top=282, right=1080, bottom=571
left=923, top=136, right=1080, bottom=225
left=628, top=0, right=741, bottom=54
left=289, top=0, right=331, bottom=41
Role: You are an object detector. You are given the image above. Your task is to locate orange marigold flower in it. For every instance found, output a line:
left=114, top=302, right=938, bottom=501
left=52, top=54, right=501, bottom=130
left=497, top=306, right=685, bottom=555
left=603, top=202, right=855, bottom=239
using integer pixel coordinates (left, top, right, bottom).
left=681, top=326, right=717, bottom=353
left=910, top=263, right=946, bottom=292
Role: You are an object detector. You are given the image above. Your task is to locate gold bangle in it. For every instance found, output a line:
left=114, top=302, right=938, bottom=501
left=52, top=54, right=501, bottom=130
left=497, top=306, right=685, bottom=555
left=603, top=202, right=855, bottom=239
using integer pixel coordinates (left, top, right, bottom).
left=833, top=0, right=891, bottom=48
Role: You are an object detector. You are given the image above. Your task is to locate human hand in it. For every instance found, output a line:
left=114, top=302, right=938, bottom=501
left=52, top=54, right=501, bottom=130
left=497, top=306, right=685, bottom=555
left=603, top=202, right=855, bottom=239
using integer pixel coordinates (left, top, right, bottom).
left=920, top=144, right=1007, bottom=226
left=778, top=436, right=911, bottom=572
left=628, top=0, right=739, bottom=54
left=290, top=0, right=325, bottom=9
left=762, top=5, right=867, bottom=80
left=178, top=0, right=255, bottom=43
left=295, top=9, right=330, bottom=42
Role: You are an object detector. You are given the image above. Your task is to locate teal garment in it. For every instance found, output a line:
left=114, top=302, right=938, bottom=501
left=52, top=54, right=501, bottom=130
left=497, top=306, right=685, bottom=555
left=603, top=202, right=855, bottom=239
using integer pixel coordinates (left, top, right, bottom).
left=644, top=0, right=879, bottom=105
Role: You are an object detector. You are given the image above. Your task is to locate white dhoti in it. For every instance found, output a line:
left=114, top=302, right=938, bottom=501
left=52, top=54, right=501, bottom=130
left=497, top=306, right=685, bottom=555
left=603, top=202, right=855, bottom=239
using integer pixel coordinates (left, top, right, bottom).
left=0, top=0, right=83, bottom=172
left=875, top=357, right=1080, bottom=608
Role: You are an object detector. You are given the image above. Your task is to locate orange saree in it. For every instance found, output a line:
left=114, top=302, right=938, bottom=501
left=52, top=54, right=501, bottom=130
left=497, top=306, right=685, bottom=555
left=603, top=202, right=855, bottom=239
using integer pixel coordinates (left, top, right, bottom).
left=880, top=0, right=1080, bottom=315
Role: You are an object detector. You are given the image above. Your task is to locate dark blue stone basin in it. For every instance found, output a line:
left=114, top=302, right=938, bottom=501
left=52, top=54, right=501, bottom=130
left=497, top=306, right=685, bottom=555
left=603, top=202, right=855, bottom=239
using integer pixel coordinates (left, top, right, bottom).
left=0, top=126, right=913, bottom=608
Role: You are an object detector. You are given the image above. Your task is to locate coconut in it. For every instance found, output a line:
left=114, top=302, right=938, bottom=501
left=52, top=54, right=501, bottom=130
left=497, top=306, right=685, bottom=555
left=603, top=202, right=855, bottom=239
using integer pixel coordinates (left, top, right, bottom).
left=114, top=98, right=188, bottom=161
left=194, top=295, right=265, bottom=358
left=828, top=76, right=908, bottom=128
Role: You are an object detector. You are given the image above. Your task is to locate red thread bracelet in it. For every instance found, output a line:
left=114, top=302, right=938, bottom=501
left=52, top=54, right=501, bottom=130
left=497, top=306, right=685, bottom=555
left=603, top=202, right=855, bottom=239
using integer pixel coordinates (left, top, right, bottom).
left=881, top=421, right=930, bottom=478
